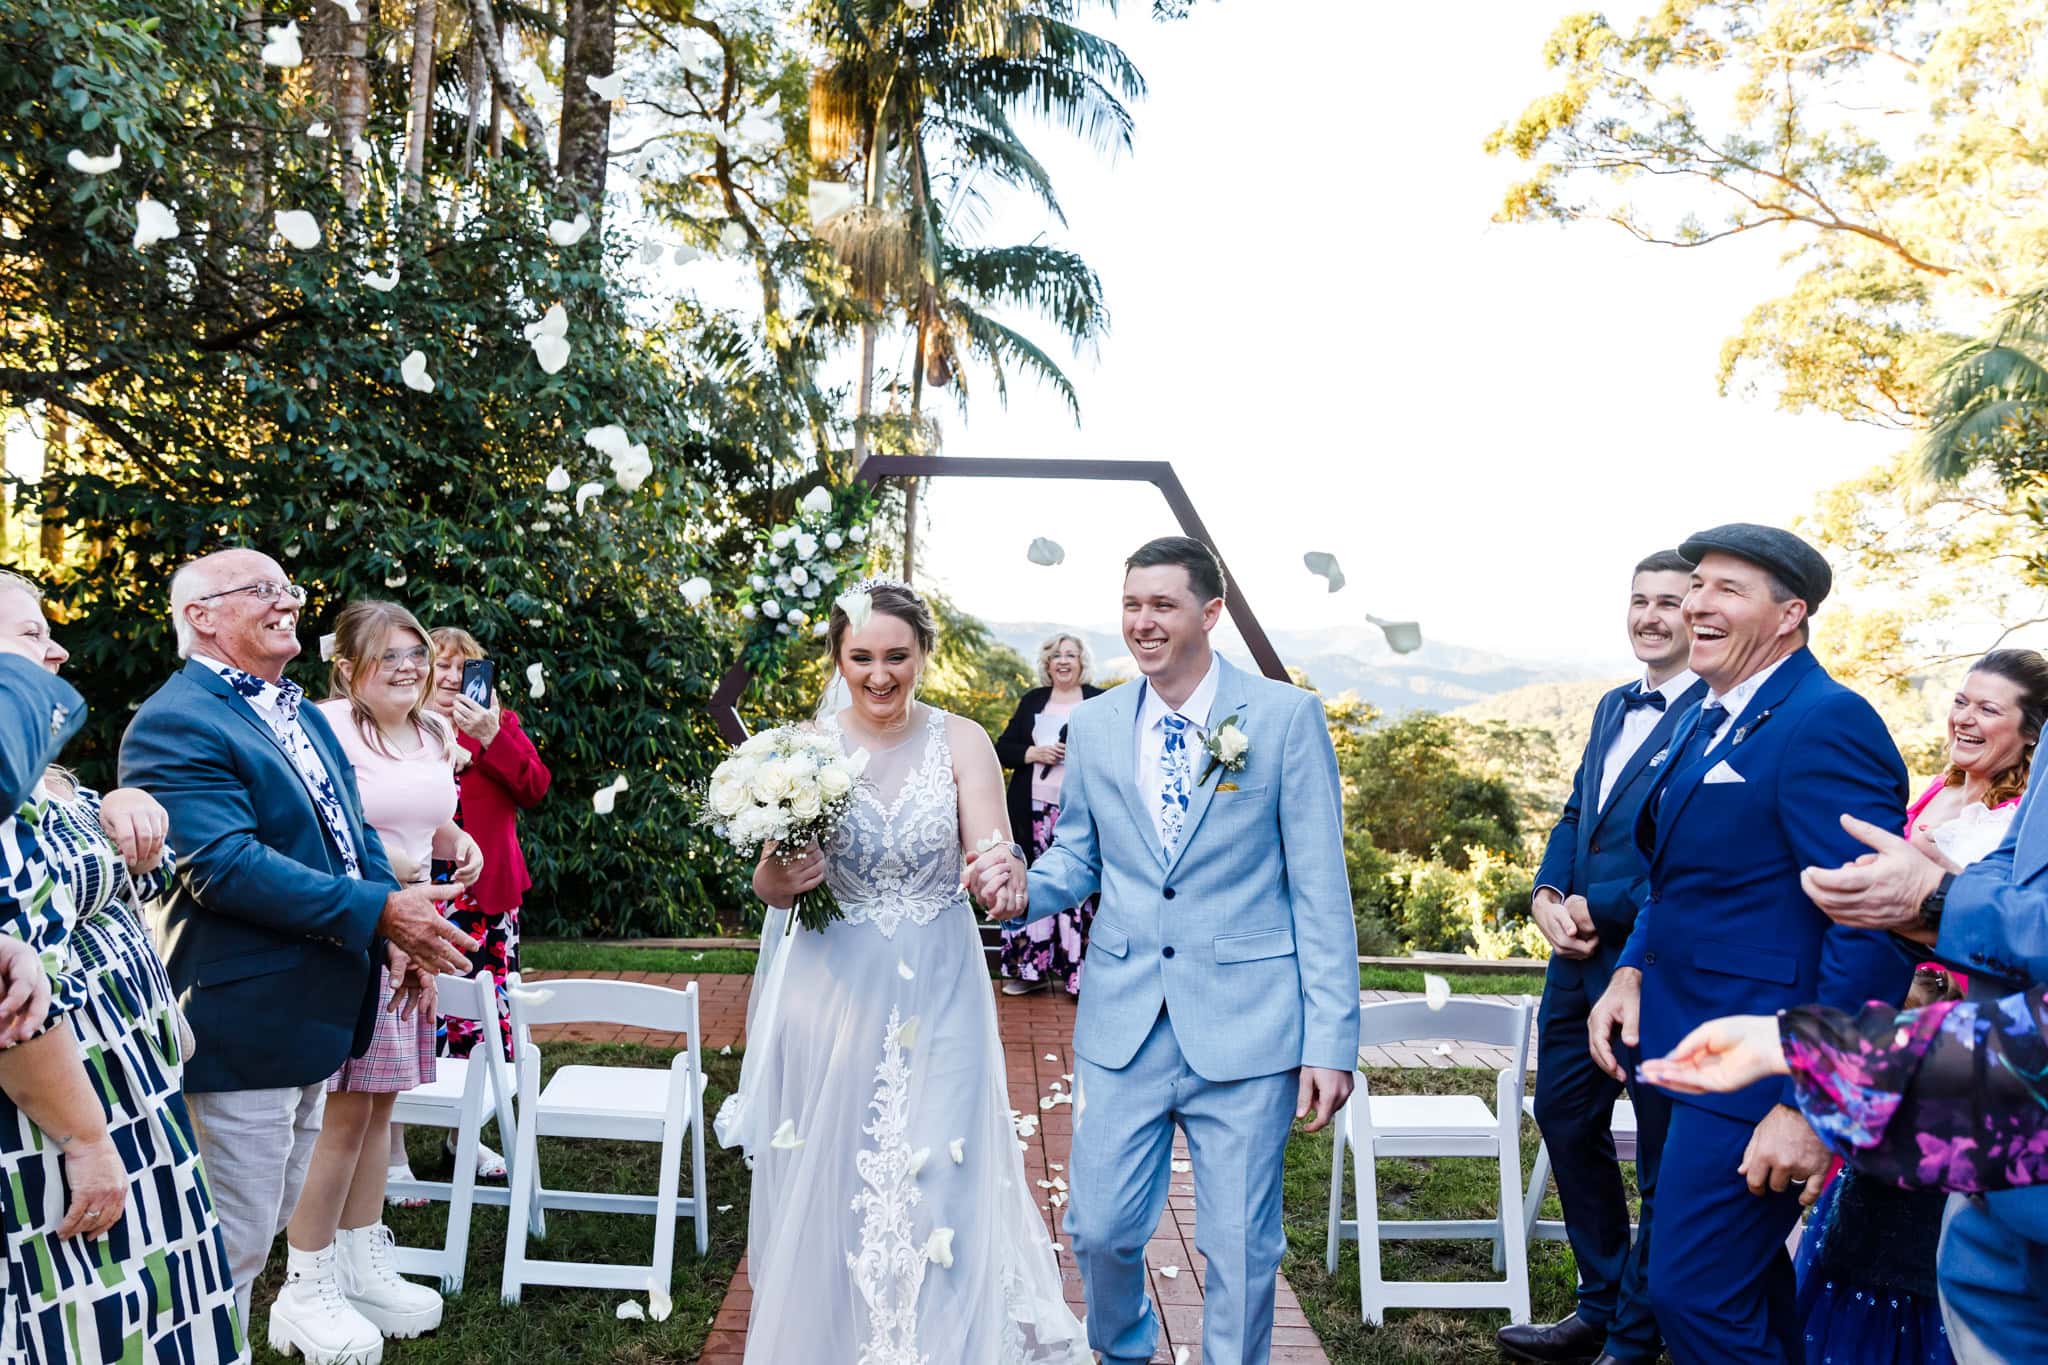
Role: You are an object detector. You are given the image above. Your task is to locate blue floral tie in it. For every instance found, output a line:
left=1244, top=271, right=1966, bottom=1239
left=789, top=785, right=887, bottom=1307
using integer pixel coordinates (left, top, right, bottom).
left=1159, top=713, right=1192, bottom=857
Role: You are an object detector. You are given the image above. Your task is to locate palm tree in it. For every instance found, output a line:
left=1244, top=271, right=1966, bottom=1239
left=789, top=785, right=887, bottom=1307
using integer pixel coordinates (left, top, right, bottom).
left=805, top=0, right=1143, bottom=577
left=1923, top=282, right=2048, bottom=482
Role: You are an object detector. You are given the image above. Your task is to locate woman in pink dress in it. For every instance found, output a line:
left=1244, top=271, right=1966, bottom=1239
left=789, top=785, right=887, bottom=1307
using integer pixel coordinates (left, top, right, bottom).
left=280, top=601, right=482, bottom=1348
left=1790, top=647, right=2048, bottom=1365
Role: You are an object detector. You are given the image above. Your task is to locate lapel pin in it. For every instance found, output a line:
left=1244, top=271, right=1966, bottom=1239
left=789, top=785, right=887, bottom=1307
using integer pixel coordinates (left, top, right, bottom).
left=1647, top=745, right=1670, bottom=768
left=1731, top=709, right=1773, bottom=747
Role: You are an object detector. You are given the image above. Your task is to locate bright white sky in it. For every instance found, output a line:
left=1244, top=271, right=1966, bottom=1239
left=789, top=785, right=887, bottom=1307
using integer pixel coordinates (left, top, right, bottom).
left=894, top=0, right=1901, bottom=673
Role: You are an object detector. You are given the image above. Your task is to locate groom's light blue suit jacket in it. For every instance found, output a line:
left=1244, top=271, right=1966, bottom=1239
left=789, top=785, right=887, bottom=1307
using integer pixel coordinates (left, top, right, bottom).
left=1024, top=657, right=1360, bottom=1082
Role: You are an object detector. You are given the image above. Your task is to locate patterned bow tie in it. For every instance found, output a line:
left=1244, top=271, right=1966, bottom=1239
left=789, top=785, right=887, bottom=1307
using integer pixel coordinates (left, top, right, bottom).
left=1623, top=686, right=1667, bottom=713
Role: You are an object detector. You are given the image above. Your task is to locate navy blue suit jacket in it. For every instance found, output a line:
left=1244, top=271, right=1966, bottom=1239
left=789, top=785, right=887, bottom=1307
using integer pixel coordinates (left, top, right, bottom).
left=0, top=656, right=84, bottom=811
left=119, top=660, right=395, bottom=1094
left=1621, top=648, right=1913, bottom=1123
left=1534, top=676, right=1708, bottom=994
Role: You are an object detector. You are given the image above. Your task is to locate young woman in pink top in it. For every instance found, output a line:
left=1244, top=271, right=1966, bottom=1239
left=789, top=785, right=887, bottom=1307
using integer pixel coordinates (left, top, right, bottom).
left=281, top=601, right=482, bottom=1346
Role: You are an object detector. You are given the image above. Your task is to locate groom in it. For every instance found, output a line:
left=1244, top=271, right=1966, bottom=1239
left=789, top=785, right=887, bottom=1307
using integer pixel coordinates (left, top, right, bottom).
left=976, top=535, right=1360, bottom=1365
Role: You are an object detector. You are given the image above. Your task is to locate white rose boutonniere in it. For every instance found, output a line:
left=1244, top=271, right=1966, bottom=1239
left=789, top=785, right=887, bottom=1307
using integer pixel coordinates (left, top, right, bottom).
left=1198, top=714, right=1250, bottom=787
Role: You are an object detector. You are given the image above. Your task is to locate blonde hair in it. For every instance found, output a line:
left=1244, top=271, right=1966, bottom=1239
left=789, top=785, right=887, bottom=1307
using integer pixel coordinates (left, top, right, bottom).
left=430, top=625, right=485, bottom=661
left=1037, top=632, right=1091, bottom=688
left=325, top=600, right=449, bottom=760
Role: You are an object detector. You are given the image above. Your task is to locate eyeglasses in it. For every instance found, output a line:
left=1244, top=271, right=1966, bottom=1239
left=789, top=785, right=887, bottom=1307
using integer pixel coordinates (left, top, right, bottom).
left=195, top=581, right=308, bottom=606
left=378, top=645, right=430, bottom=670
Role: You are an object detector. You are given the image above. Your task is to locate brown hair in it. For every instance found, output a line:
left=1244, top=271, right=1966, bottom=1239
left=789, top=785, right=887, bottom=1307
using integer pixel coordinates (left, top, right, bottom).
left=1126, top=535, right=1227, bottom=605
left=326, top=600, right=449, bottom=759
left=828, top=581, right=938, bottom=665
left=1944, top=648, right=2048, bottom=808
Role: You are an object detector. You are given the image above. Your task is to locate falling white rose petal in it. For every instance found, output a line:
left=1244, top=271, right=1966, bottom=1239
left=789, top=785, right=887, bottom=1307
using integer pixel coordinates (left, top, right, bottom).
left=897, top=959, right=915, bottom=980
left=718, top=1044, right=732, bottom=1056
left=1303, top=551, right=1345, bottom=593
left=586, top=71, right=625, bottom=101
left=1423, top=973, right=1451, bottom=1011
left=1176, top=1349, right=1190, bottom=1365
left=672, top=244, right=704, bottom=265
left=1157, top=1264, right=1179, bottom=1280
left=526, top=662, right=546, bottom=699
left=545, top=465, right=571, bottom=494
left=681, top=577, right=712, bottom=607
left=611, top=443, right=653, bottom=492
left=576, top=481, right=605, bottom=515
left=1368, top=613, right=1424, bottom=655
left=132, top=197, right=179, bottom=250
left=895, top=1016, right=920, bottom=1051
left=399, top=349, right=434, bottom=393
left=67, top=147, right=122, bottom=175
left=908, top=1147, right=931, bottom=1176
left=718, top=222, right=748, bottom=253
left=306, top=121, right=330, bottom=138
left=508, top=987, right=555, bottom=1006
left=273, top=209, right=321, bottom=250
left=646, top=1281, right=673, bottom=1323
left=806, top=181, right=857, bottom=225
left=526, top=303, right=569, bottom=340
left=351, top=136, right=374, bottom=165
left=1026, top=537, right=1065, bottom=567
left=907, top=0, right=931, bottom=9
left=716, top=1203, right=733, bottom=1213
left=1171, top=1159, right=1192, bottom=1173
left=614, top=1300, right=645, bottom=1321
left=548, top=211, right=592, bottom=246
left=769, top=1118, right=804, bottom=1150
left=329, top=0, right=363, bottom=22
left=925, top=1227, right=955, bottom=1269
left=1045, top=1053, right=1058, bottom=1061
left=1433, top=1042, right=1455, bottom=1057
left=638, top=239, right=664, bottom=265
left=948, top=1138, right=965, bottom=1164
left=260, top=21, right=302, bottom=67
left=800, top=485, right=833, bottom=516
left=362, top=267, right=399, bottom=292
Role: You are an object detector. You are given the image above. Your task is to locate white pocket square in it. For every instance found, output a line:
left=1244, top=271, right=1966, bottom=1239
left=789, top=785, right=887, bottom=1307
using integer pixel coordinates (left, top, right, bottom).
left=1703, top=760, right=1745, bottom=785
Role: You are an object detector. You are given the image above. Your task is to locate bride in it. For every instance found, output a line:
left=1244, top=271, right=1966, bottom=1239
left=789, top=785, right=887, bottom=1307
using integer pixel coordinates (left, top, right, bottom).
left=713, top=579, right=1090, bottom=1364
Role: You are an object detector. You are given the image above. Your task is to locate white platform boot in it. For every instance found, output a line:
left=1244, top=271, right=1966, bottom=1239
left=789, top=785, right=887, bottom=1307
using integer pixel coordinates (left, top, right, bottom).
left=267, top=1241, right=385, bottom=1364
left=336, top=1223, right=446, bottom=1337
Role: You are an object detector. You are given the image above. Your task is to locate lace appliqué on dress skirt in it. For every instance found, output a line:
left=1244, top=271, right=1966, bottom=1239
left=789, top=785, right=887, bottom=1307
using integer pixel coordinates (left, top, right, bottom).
left=850, top=1007, right=930, bottom=1365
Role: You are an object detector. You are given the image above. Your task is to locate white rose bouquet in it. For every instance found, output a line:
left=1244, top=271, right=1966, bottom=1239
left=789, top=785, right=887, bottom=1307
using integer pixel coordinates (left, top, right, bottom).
left=698, top=725, right=868, bottom=931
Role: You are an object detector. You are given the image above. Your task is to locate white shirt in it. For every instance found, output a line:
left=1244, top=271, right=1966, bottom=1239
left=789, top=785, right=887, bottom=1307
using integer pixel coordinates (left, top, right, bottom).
left=1596, top=669, right=1699, bottom=812
left=1135, top=655, right=1221, bottom=848
left=1699, top=653, right=1792, bottom=754
left=193, top=654, right=361, bottom=877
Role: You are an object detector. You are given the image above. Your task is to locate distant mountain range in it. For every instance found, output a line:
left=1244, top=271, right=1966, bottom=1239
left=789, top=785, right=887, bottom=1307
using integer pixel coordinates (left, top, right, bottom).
left=986, top=620, right=1613, bottom=718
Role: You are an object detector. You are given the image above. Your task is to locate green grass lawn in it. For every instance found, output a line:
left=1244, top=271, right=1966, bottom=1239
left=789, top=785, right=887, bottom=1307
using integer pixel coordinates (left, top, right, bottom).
left=1284, top=1066, right=1638, bottom=1364
left=248, top=1043, right=750, bottom=1365
left=524, top=940, right=1548, bottom=997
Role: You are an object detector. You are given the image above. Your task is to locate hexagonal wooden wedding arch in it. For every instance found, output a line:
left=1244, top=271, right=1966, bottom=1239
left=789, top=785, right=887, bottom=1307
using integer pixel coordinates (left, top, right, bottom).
left=708, top=455, right=1289, bottom=743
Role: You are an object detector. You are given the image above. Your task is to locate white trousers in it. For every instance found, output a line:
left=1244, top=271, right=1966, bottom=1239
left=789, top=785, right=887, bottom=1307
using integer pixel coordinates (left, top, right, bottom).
left=187, top=1084, right=327, bottom=1329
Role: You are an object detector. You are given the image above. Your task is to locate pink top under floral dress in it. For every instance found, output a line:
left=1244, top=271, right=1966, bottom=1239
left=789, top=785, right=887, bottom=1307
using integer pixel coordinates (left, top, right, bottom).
left=317, top=699, right=459, bottom=1093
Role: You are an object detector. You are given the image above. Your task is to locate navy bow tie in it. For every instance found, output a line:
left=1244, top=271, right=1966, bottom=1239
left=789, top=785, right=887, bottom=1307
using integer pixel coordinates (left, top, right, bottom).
left=1623, top=686, right=1667, bottom=713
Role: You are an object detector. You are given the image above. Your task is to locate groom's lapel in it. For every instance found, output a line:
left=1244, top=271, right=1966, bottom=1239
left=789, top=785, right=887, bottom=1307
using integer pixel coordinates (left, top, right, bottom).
left=1163, top=660, right=1249, bottom=880
left=1109, top=681, right=1164, bottom=867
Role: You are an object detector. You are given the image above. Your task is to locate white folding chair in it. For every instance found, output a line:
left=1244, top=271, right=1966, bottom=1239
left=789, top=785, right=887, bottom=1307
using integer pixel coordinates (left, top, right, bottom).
left=1495, top=1097, right=1639, bottom=1273
left=1324, top=995, right=1537, bottom=1326
left=385, top=972, right=526, bottom=1291
left=499, top=974, right=709, bottom=1304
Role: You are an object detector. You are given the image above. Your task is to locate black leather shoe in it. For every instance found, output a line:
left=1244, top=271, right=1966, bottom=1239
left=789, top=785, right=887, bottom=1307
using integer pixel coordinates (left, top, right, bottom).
left=1495, top=1312, right=1606, bottom=1363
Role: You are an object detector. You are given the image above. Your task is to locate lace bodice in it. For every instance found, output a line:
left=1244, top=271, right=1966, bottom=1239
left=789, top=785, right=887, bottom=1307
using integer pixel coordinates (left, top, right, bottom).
left=823, top=707, right=966, bottom=938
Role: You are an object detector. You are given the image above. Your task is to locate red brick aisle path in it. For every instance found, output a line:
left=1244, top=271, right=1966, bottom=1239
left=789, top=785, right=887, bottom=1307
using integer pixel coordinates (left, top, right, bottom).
left=528, top=971, right=1329, bottom=1364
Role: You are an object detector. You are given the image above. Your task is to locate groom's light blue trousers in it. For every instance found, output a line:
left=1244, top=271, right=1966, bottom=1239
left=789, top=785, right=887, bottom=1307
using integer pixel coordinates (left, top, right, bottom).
left=1068, top=1009, right=1299, bottom=1365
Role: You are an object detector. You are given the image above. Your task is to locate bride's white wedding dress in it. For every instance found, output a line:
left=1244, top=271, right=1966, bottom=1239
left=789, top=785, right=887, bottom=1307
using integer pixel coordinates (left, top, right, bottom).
left=715, top=705, right=1090, bottom=1364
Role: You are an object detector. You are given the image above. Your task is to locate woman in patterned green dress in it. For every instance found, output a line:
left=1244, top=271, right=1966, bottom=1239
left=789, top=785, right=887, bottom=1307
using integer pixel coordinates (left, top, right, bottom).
left=0, top=573, right=245, bottom=1365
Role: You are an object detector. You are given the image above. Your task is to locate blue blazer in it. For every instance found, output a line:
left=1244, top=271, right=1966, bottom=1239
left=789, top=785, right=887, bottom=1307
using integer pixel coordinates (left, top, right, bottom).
left=118, top=660, right=396, bottom=1094
left=1939, top=768, right=2048, bottom=1250
left=1024, top=658, right=1360, bottom=1081
left=0, top=656, right=84, bottom=811
left=1534, top=676, right=1708, bottom=993
left=1620, top=648, right=1912, bottom=1122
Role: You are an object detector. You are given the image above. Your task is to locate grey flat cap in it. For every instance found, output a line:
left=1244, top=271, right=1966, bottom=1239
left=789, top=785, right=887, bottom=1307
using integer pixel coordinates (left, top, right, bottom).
left=1679, top=523, right=1833, bottom=613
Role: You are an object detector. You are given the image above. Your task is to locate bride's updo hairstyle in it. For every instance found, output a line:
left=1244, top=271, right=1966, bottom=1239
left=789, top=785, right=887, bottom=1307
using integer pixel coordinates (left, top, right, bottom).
left=828, top=579, right=939, bottom=666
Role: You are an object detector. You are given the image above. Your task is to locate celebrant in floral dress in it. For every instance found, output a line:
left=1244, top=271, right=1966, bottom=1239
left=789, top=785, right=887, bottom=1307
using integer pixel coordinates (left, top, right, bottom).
left=993, top=633, right=1103, bottom=995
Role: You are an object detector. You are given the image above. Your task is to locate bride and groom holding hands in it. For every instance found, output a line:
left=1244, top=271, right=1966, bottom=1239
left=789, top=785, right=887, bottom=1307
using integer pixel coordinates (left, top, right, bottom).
left=726, top=534, right=1360, bottom=1364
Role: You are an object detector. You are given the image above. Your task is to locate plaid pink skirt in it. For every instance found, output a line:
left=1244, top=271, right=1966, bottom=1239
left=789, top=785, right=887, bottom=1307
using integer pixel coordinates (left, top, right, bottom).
left=328, top=966, right=437, bottom=1093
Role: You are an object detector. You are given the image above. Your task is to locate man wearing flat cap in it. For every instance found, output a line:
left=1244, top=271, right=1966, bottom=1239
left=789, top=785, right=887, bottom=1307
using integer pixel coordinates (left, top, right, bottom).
left=1585, top=524, right=1913, bottom=1363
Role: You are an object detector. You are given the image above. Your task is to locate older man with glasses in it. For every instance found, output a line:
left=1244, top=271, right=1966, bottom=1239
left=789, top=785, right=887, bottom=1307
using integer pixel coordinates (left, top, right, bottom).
left=117, top=548, right=476, bottom=1359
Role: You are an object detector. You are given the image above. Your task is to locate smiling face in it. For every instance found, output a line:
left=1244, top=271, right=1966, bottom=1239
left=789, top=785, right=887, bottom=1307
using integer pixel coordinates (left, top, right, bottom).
left=341, top=625, right=431, bottom=724
left=0, top=586, right=68, bottom=674
left=431, top=646, right=465, bottom=716
left=1046, top=637, right=1084, bottom=689
left=838, top=612, right=922, bottom=730
left=1948, top=668, right=2030, bottom=780
left=1681, top=551, right=1807, bottom=693
left=1627, top=569, right=1692, bottom=677
left=185, top=549, right=301, bottom=680
left=1122, top=564, right=1222, bottom=700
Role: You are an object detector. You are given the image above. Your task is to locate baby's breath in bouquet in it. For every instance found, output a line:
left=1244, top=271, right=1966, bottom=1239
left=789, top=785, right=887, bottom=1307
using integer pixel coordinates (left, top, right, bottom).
left=699, top=725, right=868, bottom=932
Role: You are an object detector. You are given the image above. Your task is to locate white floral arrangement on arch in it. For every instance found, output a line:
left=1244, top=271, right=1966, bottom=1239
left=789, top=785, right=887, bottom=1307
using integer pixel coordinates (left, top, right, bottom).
left=698, top=724, right=868, bottom=932
left=734, top=484, right=879, bottom=646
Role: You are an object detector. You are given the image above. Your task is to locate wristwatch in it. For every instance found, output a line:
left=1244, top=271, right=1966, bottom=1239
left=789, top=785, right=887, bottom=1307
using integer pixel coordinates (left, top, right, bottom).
left=1918, top=872, right=1956, bottom=932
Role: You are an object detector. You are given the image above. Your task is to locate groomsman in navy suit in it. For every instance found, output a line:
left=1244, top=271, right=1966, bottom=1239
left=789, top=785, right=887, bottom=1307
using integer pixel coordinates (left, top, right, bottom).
left=1588, top=525, right=1912, bottom=1364
left=1497, top=550, right=1705, bottom=1365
